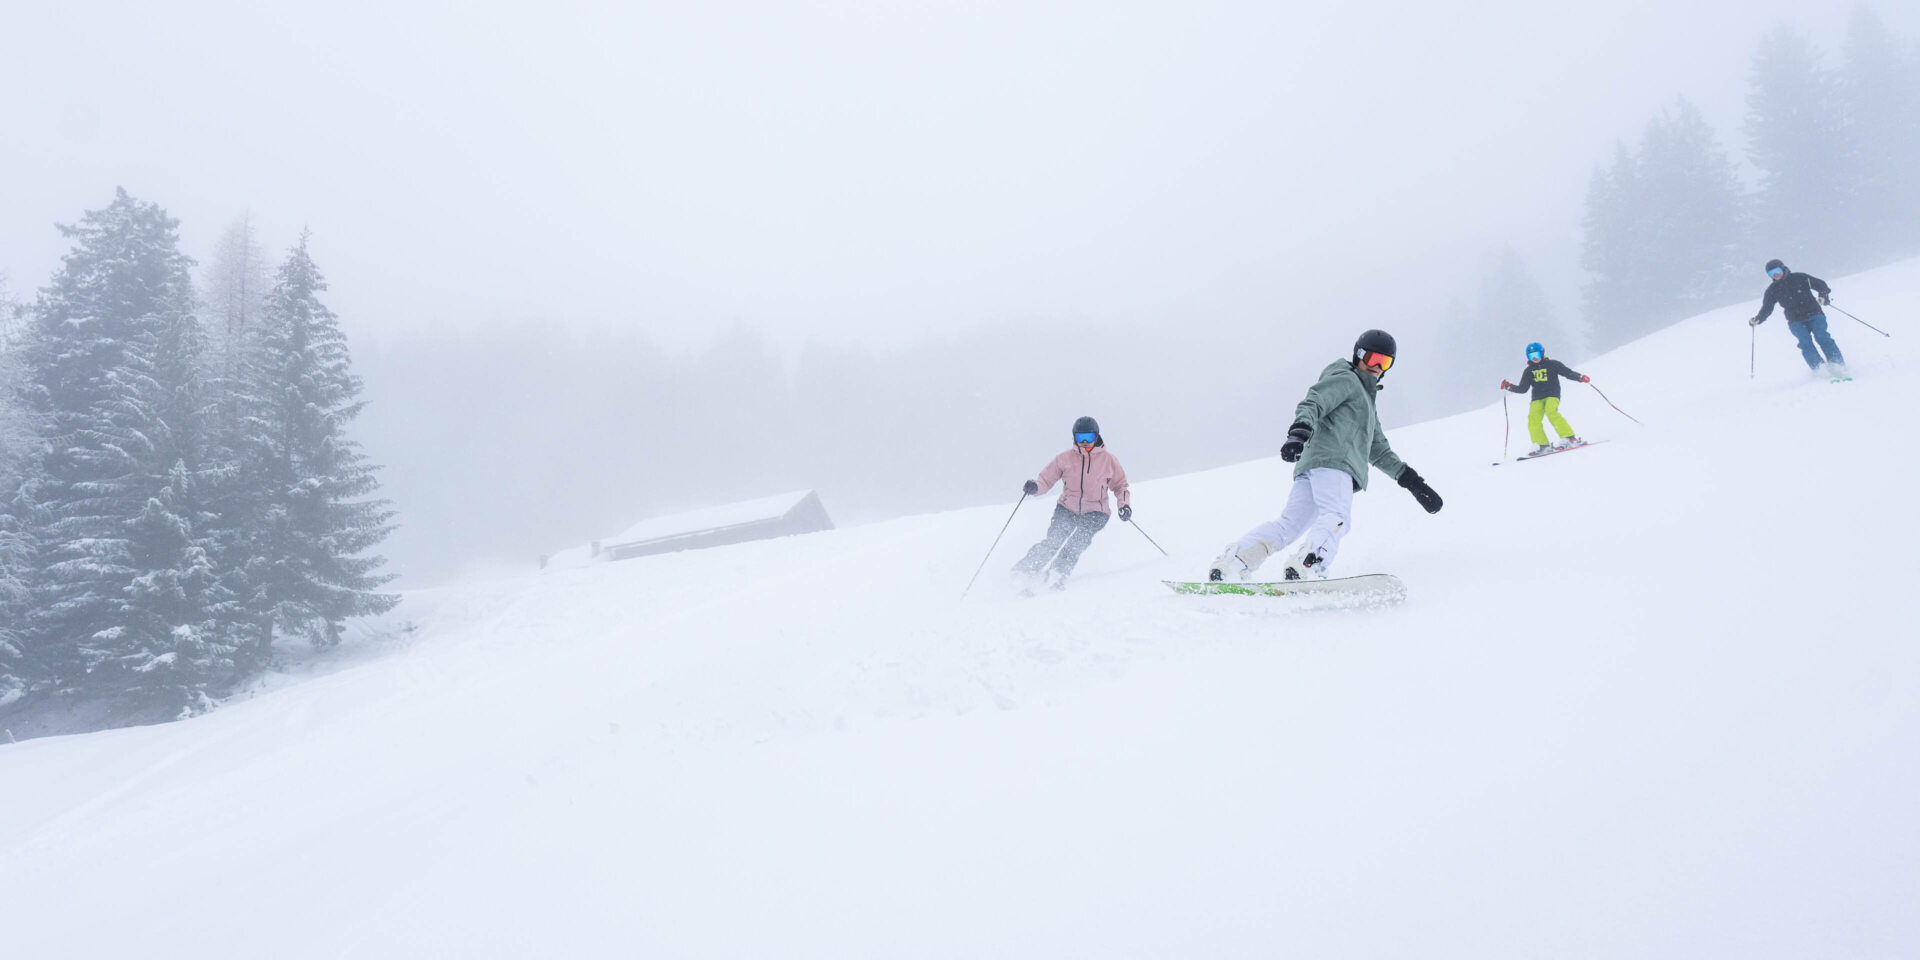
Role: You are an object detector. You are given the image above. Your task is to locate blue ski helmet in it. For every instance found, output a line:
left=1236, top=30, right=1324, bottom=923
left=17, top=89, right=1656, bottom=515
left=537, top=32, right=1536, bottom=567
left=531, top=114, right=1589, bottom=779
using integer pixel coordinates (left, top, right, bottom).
left=1526, top=342, right=1545, bottom=361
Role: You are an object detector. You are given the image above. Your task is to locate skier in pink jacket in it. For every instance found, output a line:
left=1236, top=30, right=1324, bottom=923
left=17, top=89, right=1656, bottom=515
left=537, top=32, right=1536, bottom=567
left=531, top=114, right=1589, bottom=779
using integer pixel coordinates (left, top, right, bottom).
left=1014, top=416, right=1131, bottom=588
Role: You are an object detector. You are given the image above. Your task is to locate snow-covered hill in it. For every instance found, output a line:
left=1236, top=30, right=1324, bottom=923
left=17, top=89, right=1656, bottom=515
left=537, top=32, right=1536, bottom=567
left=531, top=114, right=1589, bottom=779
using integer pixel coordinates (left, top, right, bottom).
left=4, top=261, right=1918, bottom=958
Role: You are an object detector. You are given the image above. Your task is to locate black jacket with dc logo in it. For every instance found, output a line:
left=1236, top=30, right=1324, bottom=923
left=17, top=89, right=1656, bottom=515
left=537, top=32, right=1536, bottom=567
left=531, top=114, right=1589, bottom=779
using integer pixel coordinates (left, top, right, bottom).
left=1504, top=359, right=1584, bottom=401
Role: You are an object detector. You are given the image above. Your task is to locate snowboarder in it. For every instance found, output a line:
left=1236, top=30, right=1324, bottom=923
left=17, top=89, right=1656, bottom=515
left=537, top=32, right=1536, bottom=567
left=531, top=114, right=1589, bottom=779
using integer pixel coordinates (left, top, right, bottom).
left=1014, top=416, right=1131, bottom=588
left=1501, top=341, right=1590, bottom=455
left=1749, top=259, right=1846, bottom=377
left=1208, top=330, right=1443, bottom=583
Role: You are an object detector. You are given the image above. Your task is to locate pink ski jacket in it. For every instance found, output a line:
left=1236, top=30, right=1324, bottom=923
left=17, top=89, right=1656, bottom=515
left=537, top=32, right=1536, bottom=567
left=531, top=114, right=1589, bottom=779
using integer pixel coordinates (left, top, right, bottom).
left=1034, top=446, right=1130, bottom=515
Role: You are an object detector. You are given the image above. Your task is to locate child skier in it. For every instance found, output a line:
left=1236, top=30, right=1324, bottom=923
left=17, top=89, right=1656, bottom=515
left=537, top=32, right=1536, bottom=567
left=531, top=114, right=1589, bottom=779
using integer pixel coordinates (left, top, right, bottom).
left=1502, top=341, right=1590, bottom=455
left=1209, top=330, right=1443, bottom=583
left=1014, top=416, right=1131, bottom=588
left=1749, top=258, right=1845, bottom=377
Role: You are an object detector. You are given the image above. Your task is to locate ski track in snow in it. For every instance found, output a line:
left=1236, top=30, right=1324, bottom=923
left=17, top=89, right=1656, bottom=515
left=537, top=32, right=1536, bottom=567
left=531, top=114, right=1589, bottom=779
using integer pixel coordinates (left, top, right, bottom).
left=3, top=260, right=1920, bottom=958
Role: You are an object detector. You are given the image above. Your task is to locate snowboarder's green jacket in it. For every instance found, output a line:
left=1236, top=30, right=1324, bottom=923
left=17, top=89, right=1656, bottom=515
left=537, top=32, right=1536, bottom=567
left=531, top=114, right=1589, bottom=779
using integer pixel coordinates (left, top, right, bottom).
left=1291, top=359, right=1408, bottom=492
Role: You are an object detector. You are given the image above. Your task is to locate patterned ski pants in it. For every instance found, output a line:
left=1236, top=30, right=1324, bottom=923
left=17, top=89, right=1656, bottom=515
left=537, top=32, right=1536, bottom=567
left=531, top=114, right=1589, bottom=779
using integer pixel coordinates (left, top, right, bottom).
left=1014, top=505, right=1110, bottom=581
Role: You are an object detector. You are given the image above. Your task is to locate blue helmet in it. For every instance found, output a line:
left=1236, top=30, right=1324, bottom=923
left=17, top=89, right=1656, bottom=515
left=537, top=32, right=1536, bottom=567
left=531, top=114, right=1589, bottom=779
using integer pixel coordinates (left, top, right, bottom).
left=1526, top=342, right=1545, bottom=361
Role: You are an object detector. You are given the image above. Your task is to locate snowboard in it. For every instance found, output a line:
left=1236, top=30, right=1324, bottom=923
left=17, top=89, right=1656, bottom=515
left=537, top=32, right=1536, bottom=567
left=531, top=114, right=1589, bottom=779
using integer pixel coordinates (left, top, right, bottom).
left=1164, top=573, right=1406, bottom=602
left=1511, top=439, right=1607, bottom=462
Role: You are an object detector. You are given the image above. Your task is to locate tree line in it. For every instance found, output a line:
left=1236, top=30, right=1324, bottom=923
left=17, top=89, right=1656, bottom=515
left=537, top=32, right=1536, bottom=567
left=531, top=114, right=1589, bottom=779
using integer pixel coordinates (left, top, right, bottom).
left=0, top=189, right=395, bottom=727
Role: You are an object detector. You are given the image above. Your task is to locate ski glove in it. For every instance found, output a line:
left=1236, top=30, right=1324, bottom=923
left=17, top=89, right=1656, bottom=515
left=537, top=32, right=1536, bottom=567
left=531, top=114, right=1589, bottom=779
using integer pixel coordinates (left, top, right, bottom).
left=1819, top=294, right=1831, bottom=306
left=1279, top=421, right=1313, bottom=463
left=1023, top=480, right=1039, bottom=496
left=1398, top=466, right=1443, bottom=514
left=1580, top=375, right=1591, bottom=383
left=1749, top=315, right=1764, bottom=327
left=1500, top=380, right=1513, bottom=390
left=1118, top=505, right=1132, bottom=522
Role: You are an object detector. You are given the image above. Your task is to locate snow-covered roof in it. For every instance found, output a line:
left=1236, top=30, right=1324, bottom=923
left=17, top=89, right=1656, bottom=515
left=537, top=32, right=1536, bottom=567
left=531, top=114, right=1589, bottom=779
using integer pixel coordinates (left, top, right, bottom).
left=604, top=491, right=816, bottom=547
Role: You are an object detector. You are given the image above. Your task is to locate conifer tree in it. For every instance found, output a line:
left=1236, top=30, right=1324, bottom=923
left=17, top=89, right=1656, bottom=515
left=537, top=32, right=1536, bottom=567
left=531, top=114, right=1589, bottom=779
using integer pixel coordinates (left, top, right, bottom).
left=1635, top=99, right=1746, bottom=316
left=200, top=214, right=271, bottom=380
left=17, top=189, right=227, bottom=713
left=242, top=232, right=396, bottom=653
left=1579, top=142, right=1643, bottom=350
left=1838, top=7, right=1920, bottom=261
left=1582, top=102, right=1745, bottom=351
left=1745, top=24, right=1848, bottom=266
left=0, top=276, right=36, bottom=705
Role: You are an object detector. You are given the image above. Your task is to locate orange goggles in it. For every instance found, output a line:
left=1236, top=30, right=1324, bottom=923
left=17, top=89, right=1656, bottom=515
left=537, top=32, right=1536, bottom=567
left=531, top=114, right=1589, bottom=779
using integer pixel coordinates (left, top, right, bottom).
left=1359, top=350, right=1394, bottom=371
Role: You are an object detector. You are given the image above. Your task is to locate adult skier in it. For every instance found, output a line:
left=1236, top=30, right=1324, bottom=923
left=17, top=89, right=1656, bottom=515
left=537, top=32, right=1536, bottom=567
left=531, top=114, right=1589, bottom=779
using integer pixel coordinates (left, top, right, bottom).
left=1208, top=330, right=1443, bottom=582
left=1014, top=416, right=1131, bottom=588
left=1749, top=259, right=1845, bottom=376
left=1501, top=341, right=1590, bottom=455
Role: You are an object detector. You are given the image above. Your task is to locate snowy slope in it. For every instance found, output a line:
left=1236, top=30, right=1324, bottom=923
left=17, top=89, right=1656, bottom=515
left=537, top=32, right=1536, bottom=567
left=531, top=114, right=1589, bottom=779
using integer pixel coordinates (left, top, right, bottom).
left=3, top=260, right=1918, bottom=958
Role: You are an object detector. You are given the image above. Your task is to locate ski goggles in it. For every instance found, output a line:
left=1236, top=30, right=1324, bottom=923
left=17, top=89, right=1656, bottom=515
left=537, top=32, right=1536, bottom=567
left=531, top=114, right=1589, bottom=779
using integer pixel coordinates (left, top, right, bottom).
left=1074, top=432, right=1098, bottom=444
left=1527, top=349, right=1544, bottom=361
left=1768, top=266, right=1786, bottom=278
left=1358, top=350, right=1394, bottom=371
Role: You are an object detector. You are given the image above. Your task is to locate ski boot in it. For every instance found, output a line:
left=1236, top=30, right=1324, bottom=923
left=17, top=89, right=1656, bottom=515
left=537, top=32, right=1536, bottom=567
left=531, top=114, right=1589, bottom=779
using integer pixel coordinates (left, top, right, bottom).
left=1531, top=443, right=1552, bottom=456
left=1553, top=435, right=1582, bottom=450
left=1208, top=545, right=1249, bottom=582
left=1281, top=546, right=1328, bottom=581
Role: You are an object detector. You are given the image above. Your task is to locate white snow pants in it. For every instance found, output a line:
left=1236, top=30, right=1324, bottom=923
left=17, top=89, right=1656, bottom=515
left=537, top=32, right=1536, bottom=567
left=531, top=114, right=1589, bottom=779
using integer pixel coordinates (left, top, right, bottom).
left=1235, top=467, right=1353, bottom=573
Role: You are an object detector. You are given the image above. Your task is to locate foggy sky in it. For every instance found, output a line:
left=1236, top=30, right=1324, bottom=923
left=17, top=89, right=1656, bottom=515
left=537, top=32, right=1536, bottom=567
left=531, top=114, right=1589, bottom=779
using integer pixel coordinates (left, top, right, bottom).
left=6, top=0, right=1911, bottom=585
left=4, top=0, right=1904, bottom=350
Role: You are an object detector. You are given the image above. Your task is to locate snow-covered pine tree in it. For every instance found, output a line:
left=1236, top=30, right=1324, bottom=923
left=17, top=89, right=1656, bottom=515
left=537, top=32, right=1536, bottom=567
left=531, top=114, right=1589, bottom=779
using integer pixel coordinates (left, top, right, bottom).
left=17, top=189, right=231, bottom=716
left=241, top=231, right=396, bottom=654
left=1745, top=24, right=1849, bottom=269
left=0, top=274, right=37, bottom=706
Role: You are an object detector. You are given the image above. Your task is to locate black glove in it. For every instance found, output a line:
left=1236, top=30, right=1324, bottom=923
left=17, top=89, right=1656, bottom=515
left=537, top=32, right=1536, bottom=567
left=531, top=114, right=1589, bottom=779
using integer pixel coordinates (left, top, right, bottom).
left=1118, top=505, right=1131, bottom=522
left=1023, top=480, right=1039, bottom=496
left=1819, top=294, right=1831, bottom=306
left=1398, top=466, right=1443, bottom=514
left=1279, top=421, right=1312, bottom=463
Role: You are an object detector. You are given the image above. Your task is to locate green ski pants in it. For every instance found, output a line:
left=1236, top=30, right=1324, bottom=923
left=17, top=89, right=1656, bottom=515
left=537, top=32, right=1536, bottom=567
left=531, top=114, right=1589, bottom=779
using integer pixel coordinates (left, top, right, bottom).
left=1528, top=396, right=1574, bottom=445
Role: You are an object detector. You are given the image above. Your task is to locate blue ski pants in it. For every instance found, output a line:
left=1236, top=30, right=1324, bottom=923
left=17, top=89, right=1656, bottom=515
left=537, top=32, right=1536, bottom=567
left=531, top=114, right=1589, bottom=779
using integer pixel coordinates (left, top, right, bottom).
left=1787, top=313, right=1845, bottom=370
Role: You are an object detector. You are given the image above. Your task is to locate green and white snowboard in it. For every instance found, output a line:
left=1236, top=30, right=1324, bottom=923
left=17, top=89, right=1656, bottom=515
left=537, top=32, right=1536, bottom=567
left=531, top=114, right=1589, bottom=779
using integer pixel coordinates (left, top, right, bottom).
left=1164, top=573, right=1406, bottom=602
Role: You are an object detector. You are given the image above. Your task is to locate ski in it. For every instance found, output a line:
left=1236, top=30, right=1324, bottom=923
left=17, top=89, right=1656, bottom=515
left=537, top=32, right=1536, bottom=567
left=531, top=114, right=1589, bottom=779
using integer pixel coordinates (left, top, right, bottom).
left=1164, top=573, right=1406, bottom=601
left=1513, top=439, right=1608, bottom=462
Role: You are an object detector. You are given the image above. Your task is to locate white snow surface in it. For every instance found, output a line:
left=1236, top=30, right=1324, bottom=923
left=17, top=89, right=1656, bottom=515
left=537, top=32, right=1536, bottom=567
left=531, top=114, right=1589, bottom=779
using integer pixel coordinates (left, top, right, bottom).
left=4, top=261, right=1919, bottom=957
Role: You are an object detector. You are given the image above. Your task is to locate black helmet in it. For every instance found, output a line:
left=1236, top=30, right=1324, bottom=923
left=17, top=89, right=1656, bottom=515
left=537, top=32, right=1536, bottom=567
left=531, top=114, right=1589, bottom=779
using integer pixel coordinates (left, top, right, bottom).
left=1765, top=258, right=1787, bottom=276
left=1353, top=329, right=1397, bottom=373
left=1072, top=415, right=1103, bottom=447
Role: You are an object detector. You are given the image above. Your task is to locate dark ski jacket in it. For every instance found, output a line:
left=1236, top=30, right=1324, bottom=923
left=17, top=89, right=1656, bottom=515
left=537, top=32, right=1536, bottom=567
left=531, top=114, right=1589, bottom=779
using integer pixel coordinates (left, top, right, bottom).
left=1291, top=360, right=1407, bottom=492
left=1505, top=358, right=1585, bottom=401
left=1755, top=271, right=1831, bottom=325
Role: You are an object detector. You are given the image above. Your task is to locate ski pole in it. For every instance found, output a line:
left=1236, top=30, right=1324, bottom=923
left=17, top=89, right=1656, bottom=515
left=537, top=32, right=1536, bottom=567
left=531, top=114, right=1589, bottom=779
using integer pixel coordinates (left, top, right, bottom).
left=961, top=493, right=1028, bottom=599
left=1125, top=516, right=1168, bottom=556
left=1828, top=302, right=1892, bottom=338
left=1587, top=382, right=1642, bottom=425
left=1501, top=391, right=1510, bottom=461
left=1750, top=323, right=1756, bottom=380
